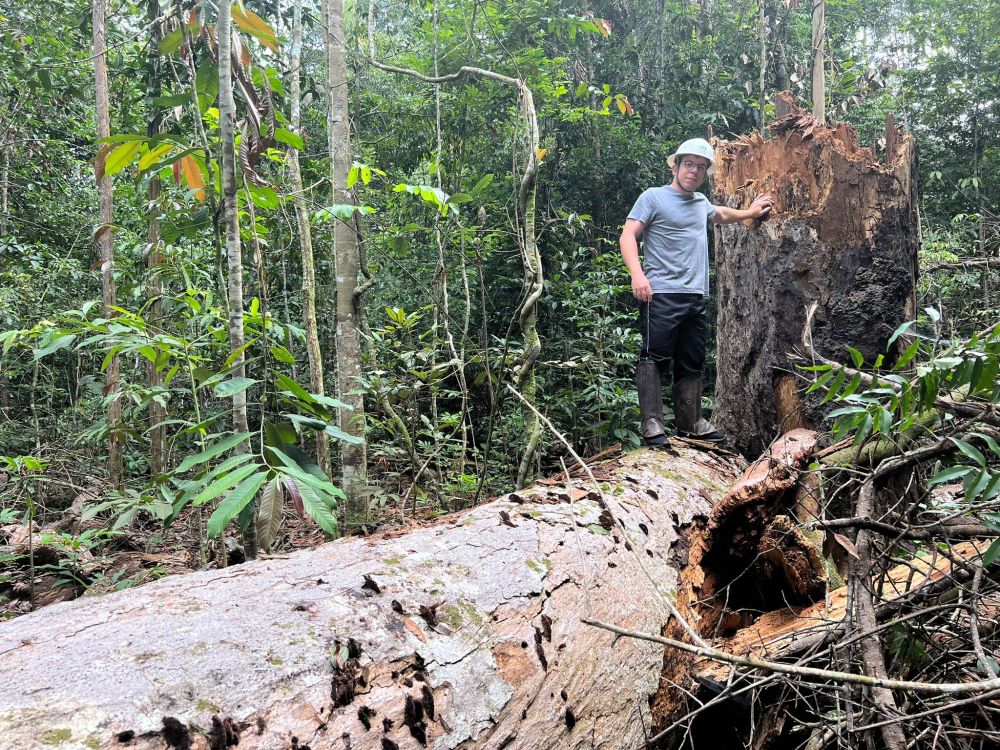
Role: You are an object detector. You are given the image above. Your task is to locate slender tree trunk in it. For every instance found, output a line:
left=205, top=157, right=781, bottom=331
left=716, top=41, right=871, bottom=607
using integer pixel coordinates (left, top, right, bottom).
left=769, top=4, right=790, bottom=92
left=0, top=146, right=9, bottom=238
left=176, top=0, right=222, bottom=288
left=146, top=0, right=166, bottom=476
left=811, top=0, right=826, bottom=123
left=217, top=2, right=255, bottom=557
left=325, top=0, right=368, bottom=520
left=93, top=0, right=124, bottom=489
left=430, top=1, right=471, bottom=486
left=513, top=88, right=543, bottom=489
left=289, top=0, right=331, bottom=477
left=758, top=0, right=767, bottom=129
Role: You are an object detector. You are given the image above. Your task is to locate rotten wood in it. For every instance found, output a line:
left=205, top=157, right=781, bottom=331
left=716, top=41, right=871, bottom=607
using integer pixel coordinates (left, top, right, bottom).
left=653, top=429, right=823, bottom=724
left=693, top=540, right=991, bottom=685
left=711, top=93, right=919, bottom=457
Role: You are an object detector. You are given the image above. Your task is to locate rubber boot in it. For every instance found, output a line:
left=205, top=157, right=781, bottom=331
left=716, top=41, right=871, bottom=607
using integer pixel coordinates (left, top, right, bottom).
left=636, top=361, right=668, bottom=446
left=674, top=374, right=726, bottom=442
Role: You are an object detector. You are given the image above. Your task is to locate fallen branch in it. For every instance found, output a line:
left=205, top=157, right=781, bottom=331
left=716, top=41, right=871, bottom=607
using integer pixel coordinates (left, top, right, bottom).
left=583, top=615, right=1000, bottom=695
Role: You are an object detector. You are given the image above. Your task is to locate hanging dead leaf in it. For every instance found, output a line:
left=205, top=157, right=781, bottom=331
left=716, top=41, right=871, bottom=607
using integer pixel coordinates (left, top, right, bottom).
left=179, top=155, right=205, bottom=202
left=833, top=532, right=860, bottom=559
left=94, top=142, right=115, bottom=182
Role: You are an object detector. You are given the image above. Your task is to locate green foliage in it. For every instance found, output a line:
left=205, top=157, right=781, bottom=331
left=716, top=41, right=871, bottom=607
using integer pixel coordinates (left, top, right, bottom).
left=0, top=289, right=352, bottom=548
left=805, top=315, right=1000, bottom=554
left=2, top=0, right=999, bottom=553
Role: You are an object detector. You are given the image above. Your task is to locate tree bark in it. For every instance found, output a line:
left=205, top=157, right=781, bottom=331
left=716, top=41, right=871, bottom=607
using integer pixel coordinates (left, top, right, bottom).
left=325, top=0, right=368, bottom=518
left=712, top=96, right=919, bottom=457
left=217, top=2, right=255, bottom=555
left=146, top=0, right=166, bottom=477
left=289, top=0, right=331, bottom=477
left=811, top=0, right=826, bottom=123
left=0, top=446, right=742, bottom=749
left=0, top=145, right=9, bottom=238
left=93, top=0, right=124, bottom=489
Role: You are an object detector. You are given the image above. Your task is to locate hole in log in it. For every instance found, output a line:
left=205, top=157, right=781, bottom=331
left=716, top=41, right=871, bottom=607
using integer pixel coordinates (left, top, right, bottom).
left=654, top=421, right=837, bottom=747
left=697, top=508, right=827, bottom=637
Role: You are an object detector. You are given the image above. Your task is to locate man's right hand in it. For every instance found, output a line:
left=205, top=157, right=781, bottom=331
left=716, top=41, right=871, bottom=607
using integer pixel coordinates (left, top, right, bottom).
left=631, top=272, right=653, bottom=302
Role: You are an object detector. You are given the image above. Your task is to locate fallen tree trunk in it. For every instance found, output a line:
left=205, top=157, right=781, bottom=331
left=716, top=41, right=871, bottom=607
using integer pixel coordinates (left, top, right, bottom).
left=0, top=445, right=743, bottom=750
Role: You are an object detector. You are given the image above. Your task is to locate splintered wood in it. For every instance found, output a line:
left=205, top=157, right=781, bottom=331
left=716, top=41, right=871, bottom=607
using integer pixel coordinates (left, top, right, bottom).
left=652, top=430, right=822, bottom=721
left=694, top=541, right=991, bottom=685
left=712, top=92, right=916, bottom=247
left=711, top=92, right=919, bottom=458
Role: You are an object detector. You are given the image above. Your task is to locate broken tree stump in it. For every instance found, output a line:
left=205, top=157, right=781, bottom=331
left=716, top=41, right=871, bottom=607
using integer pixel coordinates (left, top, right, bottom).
left=711, top=92, right=919, bottom=457
left=0, top=446, right=743, bottom=750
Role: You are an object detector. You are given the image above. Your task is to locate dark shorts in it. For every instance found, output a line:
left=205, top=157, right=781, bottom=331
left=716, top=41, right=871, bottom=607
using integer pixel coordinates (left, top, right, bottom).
left=638, top=293, right=707, bottom=379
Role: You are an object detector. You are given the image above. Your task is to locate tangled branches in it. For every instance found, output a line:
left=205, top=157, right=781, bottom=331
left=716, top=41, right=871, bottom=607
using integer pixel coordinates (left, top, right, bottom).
left=587, top=317, right=1000, bottom=749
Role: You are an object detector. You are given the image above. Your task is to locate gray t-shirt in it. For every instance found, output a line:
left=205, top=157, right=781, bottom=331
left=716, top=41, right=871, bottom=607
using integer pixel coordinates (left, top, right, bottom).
left=627, top=185, right=717, bottom=295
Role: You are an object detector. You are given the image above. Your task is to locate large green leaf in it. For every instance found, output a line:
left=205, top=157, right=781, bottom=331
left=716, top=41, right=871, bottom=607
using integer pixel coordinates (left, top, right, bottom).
left=207, top=470, right=269, bottom=538
left=104, top=140, right=143, bottom=177
left=33, top=333, right=75, bottom=360
left=288, top=478, right=338, bottom=536
left=213, top=377, right=258, bottom=397
left=175, top=431, right=253, bottom=473
left=195, top=60, right=219, bottom=112
left=255, top=476, right=284, bottom=551
left=273, top=128, right=304, bottom=150
left=192, top=463, right=261, bottom=507
left=275, top=373, right=314, bottom=402
left=951, top=437, right=987, bottom=468
left=928, top=465, right=971, bottom=486
left=270, top=447, right=345, bottom=499
left=324, top=423, right=365, bottom=445
left=982, top=538, right=1000, bottom=567
left=157, top=26, right=186, bottom=54
left=138, top=142, right=176, bottom=171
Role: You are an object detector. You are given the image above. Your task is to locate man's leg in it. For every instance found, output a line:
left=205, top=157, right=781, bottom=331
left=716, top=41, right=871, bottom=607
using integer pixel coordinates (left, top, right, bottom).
left=672, top=297, right=726, bottom=442
left=636, top=296, right=684, bottom=445
left=636, top=359, right=667, bottom=445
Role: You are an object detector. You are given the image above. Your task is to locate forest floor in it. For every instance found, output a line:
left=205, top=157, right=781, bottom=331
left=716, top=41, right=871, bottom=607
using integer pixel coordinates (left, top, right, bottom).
left=1, top=443, right=628, bottom=621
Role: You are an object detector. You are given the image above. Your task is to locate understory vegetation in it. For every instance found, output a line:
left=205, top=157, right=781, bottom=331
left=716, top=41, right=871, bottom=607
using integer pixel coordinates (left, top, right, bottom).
left=1, top=1, right=1000, bottom=742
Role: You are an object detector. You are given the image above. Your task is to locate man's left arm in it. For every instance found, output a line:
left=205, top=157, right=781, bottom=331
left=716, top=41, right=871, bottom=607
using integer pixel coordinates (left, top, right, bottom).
left=712, top=194, right=774, bottom=225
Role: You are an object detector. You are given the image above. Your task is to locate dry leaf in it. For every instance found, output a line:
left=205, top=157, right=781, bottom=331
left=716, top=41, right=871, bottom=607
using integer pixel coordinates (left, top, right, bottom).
left=94, top=142, right=115, bottom=182
left=179, top=155, right=205, bottom=201
left=833, top=532, right=860, bottom=559
left=403, top=617, right=427, bottom=643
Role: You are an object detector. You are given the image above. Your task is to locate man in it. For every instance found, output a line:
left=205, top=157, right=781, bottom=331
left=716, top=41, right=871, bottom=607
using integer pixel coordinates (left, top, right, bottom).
left=620, top=138, right=773, bottom=445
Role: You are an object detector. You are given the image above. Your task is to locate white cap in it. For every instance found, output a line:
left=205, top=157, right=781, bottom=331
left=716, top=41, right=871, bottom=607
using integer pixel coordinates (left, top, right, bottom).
left=667, top=138, right=716, bottom=175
